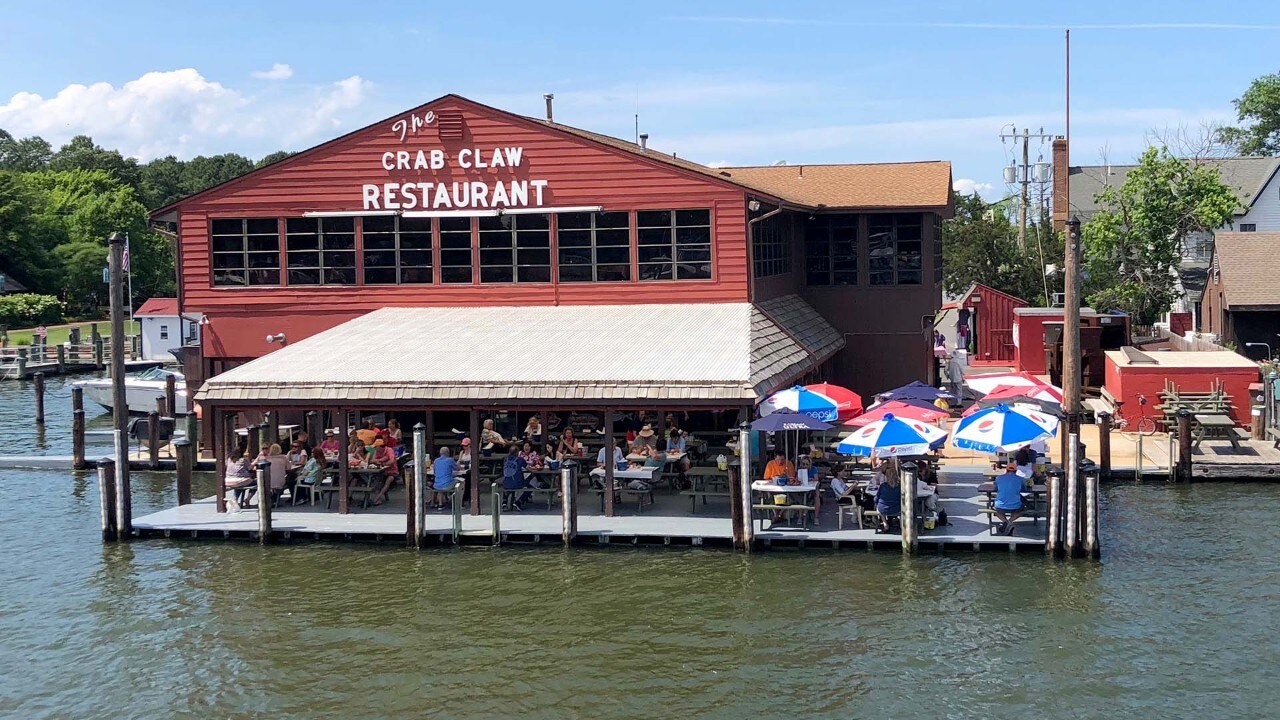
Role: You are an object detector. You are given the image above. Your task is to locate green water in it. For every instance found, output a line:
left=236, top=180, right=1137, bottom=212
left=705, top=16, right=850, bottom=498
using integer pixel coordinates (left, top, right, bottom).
left=3, top=377, right=1278, bottom=718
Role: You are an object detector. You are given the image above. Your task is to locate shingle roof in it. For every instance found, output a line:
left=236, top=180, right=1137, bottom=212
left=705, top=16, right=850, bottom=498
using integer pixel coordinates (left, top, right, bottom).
left=135, top=298, right=179, bottom=316
left=198, top=297, right=843, bottom=406
left=533, top=119, right=952, bottom=211
left=1069, top=157, right=1280, bottom=220
left=1213, top=232, right=1280, bottom=308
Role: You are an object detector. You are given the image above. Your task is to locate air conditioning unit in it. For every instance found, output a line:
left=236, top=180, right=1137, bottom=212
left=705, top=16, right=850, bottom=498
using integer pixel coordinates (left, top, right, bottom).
left=1052, top=292, right=1066, bottom=307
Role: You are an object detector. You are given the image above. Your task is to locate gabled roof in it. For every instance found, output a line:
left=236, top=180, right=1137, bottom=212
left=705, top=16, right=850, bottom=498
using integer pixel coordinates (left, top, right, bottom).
left=135, top=298, right=179, bottom=316
left=198, top=297, right=844, bottom=406
left=1212, top=232, right=1280, bottom=308
left=152, top=93, right=953, bottom=217
left=1069, top=156, right=1280, bottom=219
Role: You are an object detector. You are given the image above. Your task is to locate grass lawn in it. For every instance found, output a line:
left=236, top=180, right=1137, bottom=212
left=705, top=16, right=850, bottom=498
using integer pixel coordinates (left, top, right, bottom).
left=4, top=320, right=139, bottom=346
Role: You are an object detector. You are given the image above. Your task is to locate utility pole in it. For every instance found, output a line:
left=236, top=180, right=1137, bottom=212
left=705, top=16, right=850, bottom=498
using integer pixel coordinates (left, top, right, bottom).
left=1000, top=126, right=1055, bottom=250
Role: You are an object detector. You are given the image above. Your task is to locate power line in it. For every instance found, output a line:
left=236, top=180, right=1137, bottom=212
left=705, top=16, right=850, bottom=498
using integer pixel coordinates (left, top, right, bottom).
left=999, top=125, right=1055, bottom=250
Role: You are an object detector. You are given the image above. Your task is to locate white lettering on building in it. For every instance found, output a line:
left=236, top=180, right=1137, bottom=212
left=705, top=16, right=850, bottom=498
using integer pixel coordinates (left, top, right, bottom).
left=361, top=144, right=552, bottom=211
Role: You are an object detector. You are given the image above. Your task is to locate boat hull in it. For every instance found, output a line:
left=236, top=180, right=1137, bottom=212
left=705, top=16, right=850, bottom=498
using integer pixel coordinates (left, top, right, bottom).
left=78, top=380, right=189, bottom=415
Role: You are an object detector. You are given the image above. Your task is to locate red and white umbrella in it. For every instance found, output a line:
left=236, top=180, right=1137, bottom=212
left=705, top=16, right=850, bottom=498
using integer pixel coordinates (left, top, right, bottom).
left=804, top=382, right=864, bottom=420
left=846, top=400, right=947, bottom=427
left=964, top=371, right=1061, bottom=397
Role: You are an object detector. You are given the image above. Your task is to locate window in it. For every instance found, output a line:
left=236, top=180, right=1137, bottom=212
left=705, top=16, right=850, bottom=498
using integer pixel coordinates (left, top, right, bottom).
left=211, top=218, right=280, bottom=287
left=439, top=217, right=473, bottom=283
left=868, top=213, right=922, bottom=285
left=478, top=214, right=551, bottom=283
left=1241, top=223, right=1257, bottom=232
left=362, top=216, right=433, bottom=284
left=804, top=215, right=858, bottom=286
left=558, top=211, right=631, bottom=282
left=752, top=213, right=792, bottom=278
left=159, top=324, right=169, bottom=340
left=285, top=217, right=356, bottom=285
left=933, top=214, right=944, bottom=284
left=637, top=209, right=712, bottom=281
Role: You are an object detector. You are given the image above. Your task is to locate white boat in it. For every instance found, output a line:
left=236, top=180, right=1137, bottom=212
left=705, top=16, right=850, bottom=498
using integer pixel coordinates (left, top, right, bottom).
left=76, top=366, right=189, bottom=415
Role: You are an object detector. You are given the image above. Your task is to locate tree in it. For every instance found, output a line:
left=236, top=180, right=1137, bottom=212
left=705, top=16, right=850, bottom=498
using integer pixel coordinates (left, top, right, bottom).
left=1082, top=147, right=1238, bottom=325
left=139, top=155, right=187, bottom=209
left=49, top=135, right=142, bottom=191
left=182, top=153, right=254, bottom=193
left=255, top=150, right=294, bottom=168
left=1218, top=72, right=1280, bottom=155
left=943, top=193, right=1048, bottom=304
left=0, top=132, right=53, bottom=172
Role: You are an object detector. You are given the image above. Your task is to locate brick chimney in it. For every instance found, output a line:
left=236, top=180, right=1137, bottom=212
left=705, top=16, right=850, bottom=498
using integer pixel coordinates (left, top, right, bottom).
left=1052, top=136, right=1069, bottom=233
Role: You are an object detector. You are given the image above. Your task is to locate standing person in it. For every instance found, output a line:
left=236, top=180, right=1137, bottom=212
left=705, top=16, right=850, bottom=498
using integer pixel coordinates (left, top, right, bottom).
left=993, top=463, right=1026, bottom=535
left=502, top=444, right=531, bottom=510
left=385, top=418, right=403, bottom=445
left=430, top=447, right=460, bottom=510
left=457, top=438, right=472, bottom=472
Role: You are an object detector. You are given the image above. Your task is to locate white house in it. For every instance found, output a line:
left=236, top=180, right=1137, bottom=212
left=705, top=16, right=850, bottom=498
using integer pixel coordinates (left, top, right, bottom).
left=135, top=298, right=202, bottom=361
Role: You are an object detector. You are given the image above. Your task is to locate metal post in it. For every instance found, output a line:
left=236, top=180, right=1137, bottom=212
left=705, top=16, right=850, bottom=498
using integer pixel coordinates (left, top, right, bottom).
left=738, top=424, right=754, bottom=548
left=1065, top=433, right=1080, bottom=557
left=175, top=439, right=193, bottom=506
left=603, top=409, right=616, bottom=517
left=33, top=371, right=44, bottom=424
left=98, top=458, right=117, bottom=542
left=108, top=232, right=131, bottom=540
left=452, top=483, right=464, bottom=543
left=561, top=464, right=577, bottom=545
left=147, top=410, right=161, bottom=469
left=255, top=458, right=272, bottom=544
left=1176, top=409, right=1193, bottom=482
left=1097, top=412, right=1112, bottom=480
left=469, top=409, right=481, bottom=516
left=412, top=423, right=427, bottom=549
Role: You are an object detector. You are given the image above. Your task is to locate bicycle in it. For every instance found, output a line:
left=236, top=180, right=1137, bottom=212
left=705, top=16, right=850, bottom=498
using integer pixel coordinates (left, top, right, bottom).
left=1115, top=394, right=1158, bottom=435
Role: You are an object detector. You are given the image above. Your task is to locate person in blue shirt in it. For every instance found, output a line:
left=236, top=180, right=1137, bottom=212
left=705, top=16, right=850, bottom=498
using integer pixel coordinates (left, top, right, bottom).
left=430, top=446, right=460, bottom=510
left=873, top=465, right=902, bottom=534
left=502, top=445, right=531, bottom=510
left=992, top=463, right=1026, bottom=535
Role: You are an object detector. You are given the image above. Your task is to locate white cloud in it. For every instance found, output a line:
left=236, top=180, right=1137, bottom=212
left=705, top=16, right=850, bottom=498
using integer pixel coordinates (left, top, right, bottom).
left=251, top=63, right=294, bottom=80
left=0, top=68, right=372, bottom=160
left=953, top=178, right=994, bottom=197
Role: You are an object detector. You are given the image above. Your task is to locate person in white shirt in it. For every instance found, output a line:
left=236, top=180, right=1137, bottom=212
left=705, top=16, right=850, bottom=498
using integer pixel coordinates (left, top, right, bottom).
left=597, top=444, right=625, bottom=470
left=916, top=478, right=938, bottom=512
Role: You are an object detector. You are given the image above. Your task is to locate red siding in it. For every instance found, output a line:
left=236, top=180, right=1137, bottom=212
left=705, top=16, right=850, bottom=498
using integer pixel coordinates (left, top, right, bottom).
left=964, top=284, right=1027, bottom=366
left=175, top=97, right=750, bottom=355
left=1105, top=355, right=1258, bottom=427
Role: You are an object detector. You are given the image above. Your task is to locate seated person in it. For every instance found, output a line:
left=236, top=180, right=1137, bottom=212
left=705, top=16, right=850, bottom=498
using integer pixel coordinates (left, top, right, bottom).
left=556, top=428, right=582, bottom=459
left=763, top=450, right=795, bottom=484
left=633, top=424, right=658, bottom=451
left=286, top=440, right=309, bottom=478
left=1014, top=445, right=1035, bottom=480
left=993, top=463, right=1026, bottom=536
left=502, top=445, right=531, bottom=509
left=523, top=416, right=543, bottom=445
left=319, top=430, right=341, bottom=457
left=457, top=438, right=473, bottom=471
left=356, top=419, right=380, bottom=446
left=430, top=447, right=460, bottom=509
left=224, top=444, right=255, bottom=509
left=296, top=446, right=327, bottom=499
left=916, top=476, right=938, bottom=513
left=368, top=439, right=400, bottom=505
left=482, top=419, right=509, bottom=452
left=597, top=443, right=626, bottom=471
left=347, top=437, right=367, bottom=467
left=874, top=474, right=902, bottom=534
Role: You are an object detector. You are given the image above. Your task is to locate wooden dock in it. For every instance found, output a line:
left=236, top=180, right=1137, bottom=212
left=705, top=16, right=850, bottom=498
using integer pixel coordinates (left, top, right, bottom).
left=131, top=469, right=1046, bottom=551
left=1189, top=439, right=1280, bottom=481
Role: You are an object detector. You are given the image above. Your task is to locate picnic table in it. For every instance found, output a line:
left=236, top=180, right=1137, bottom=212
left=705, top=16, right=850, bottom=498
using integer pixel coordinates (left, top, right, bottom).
left=1193, top=413, right=1244, bottom=450
left=751, top=479, right=820, bottom=530
left=977, top=481, right=1046, bottom=528
left=625, top=451, right=686, bottom=465
left=589, top=465, right=663, bottom=511
left=317, top=466, right=387, bottom=510
left=682, top=467, right=730, bottom=513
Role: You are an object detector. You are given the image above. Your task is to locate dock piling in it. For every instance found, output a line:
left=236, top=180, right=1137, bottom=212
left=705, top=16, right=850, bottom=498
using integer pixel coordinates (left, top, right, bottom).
left=1083, top=466, right=1100, bottom=559
left=98, top=458, right=117, bottom=541
left=1097, top=412, right=1111, bottom=480
left=56, top=344, right=65, bottom=374
left=561, top=464, right=577, bottom=545
left=412, top=423, right=427, bottom=548
left=255, top=459, right=273, bottom=543
left=165, top=374, right=176, bottom=417
left=184, top=413, right=198, bottom=453
left=93, top=337, right=104, bottom=368
left=175, top=439, right=193, bottom=506
left=1046, top=471, right=1062, bottom=557
left=113, top=429, right=132, bottom=540
left=147, top=410, right=161, bottom=469
left=1065, top=433, right=1080, bottom=557
left=1176, top=410, right=1193, bottom=482
left=155, top=395, right=167, bottom=419
left=33, top=371, right=45, bottom=424
left=900, top=462, right=918, bottom=553
left=738, top=424, right=754, bottom=550
left=491, top=483, right=502, bottom=545
left=16, top=347, right=27, bottom=380
left=72, top=387, right=86, bottom=470
left=69, top=327, right=80, bottom=346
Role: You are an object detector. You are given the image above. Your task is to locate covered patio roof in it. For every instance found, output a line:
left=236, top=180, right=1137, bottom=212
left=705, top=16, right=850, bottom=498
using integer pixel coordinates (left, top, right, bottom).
left=198, top=295, right=843, bottom=408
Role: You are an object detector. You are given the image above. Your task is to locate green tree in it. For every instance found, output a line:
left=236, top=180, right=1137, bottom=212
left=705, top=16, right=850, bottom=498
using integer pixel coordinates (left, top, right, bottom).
left=182, top=153, right=254, bottom=193
left=139, top=155, right=187, bottom=209
left=255, top=150, right=294, bottom=168
left=49, top=135, right=142, bottom=190
left=1083, top=147, right=1238, bottom=324
left=943, top=193, right=1048, bottom=304
left=0, top=131, right=53, bottom=172
left=1218, top=72, right=1280, bottom=155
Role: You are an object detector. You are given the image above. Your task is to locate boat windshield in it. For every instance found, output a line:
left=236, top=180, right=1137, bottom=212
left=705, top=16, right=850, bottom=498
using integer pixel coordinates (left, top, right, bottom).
left=135, top=367, right=182, bottom=382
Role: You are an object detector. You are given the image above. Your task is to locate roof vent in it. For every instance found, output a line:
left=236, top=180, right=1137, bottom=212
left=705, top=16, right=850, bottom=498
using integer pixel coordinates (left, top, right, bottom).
left=543, top=93, right=554, bottom=122
left=437, top=111, right=464, bottom=140
left=639, top=133, right=648, bottom=151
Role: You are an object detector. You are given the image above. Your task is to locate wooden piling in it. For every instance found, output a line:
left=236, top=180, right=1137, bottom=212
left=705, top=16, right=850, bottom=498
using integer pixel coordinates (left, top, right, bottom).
left=155, top=395, right=167, bottom=419
left=491, top=483, right=502, bottom=545
left=184, top=413, right=197, bottom=454
left=1065, top=433, right=1080, bottom=557
left=16, top=347, right=27, bottom=380
left=1176, top=410, right=1193, bottom=482
left=33, top=371, right=45, bottom=424
left=1083, top=466, right=1100, bottom=559
left=165, top=374, right=176, bottom=417
left=412, top=423, right=427, bottom=549
left=147, top=410, right=161, bottom=469
left=72, top=387, right=86, bottom=470
left=729, top=465, right=745, bottom=551
left=1097, top=412, right=1112, bottom=480
left=69, top=327, right=80, bottom=346
left=247, top=420, right=261, bottom=460
left=113, top=430, right=132, bottom=539
left=93, top=337, right=104, bottom=368
left=175, top=439, right=193, bottom=506
left=56, top=344, right=66, bottom=374
left=561, top=464, right=577, bottom=545
left=1046, top=472, right=1061, bottom=557
left=603, top=409, right=616, bottom=517
left=255, top=459, right=273, bottom=543
left=900, top=462, right=918, bottom=553
left=469, top=409, right=480, bottom=516
left=738, top=425, right=754, bottom=550
left=98, top=459, right=117, bottom=541
left=337, top=407, right=350, bottom=515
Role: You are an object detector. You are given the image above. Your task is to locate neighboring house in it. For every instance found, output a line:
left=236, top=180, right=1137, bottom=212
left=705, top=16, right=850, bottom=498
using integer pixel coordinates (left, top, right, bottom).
left=1200, top=232, right=1280, bottom=357
left=135, top=298, right=203, bottom=361
left=1061, top=154, right=1280, bottom=322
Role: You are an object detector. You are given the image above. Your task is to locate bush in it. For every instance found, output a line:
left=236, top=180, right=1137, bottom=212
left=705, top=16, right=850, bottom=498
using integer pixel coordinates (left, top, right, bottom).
left=0, top=294, right=65, bottom=329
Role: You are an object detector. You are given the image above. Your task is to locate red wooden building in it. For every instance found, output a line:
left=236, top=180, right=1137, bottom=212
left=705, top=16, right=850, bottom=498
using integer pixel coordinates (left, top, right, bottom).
left=151, top=94, right=953, bottom=399
left=944, top=283, right=1026, bottom=366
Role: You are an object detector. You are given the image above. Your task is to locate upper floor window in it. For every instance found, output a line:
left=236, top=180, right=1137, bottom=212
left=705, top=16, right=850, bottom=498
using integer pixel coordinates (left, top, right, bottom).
left=558, top=211, right=631, bottom=282
left=637, top=209, right=712, bottom=281
left=439, top=217, right=473, bottom=283
left=804, top=215, right=858, bottom=286
left=362, top=216, right=433, bottom=284
left=1240, top=223, right=1257, bottom=232
left=868, top=213, right=922, bottom=285
left=933, top=214, right=944, bottom=284
left=211, top=218, right=280, bottom=287
left=478, top=213, right=551, bottom=283
left=286, top=217, right=356, bottom=285
left=753, top=213, right=792, bottom=278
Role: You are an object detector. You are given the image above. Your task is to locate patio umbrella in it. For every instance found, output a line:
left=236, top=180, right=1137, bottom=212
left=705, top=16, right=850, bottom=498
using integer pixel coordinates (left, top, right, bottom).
left=874, top=380, right=956, bottom=404
left=846, top=400, right=948, bottom=427
left=950, top=403, right=1058, bottom=453
left=964, top=371, right=1061, bottom=397
left=836, top=413, right=948, bottom=458
left=971, top=392, right=1062, bottom=417
left=752, top=412, right=833, bottom=465
left=758, top=385, right=840, bottom=422
left=804, top=382, right=864, bottom=420
left=980, top=382, right=1064, bottom=404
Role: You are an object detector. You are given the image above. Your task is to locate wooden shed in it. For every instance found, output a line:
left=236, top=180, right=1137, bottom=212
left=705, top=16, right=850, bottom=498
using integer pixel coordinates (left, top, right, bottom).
left=949, top=283, right=1027, bottom=366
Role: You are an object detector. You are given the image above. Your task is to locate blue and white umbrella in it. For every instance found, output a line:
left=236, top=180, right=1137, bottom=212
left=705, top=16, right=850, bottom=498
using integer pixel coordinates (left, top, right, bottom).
left=837, top=413, right=948, bottom=458
left=950, top=403, right=1058, bottom=453
left=759, top=385, right=839, bottom=422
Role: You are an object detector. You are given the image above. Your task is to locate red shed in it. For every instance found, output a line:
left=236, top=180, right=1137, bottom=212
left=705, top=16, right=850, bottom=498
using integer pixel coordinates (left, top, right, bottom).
left=951, top=283, right=1027, bottom=365
left=1104, top=348, right=1259, bottom=427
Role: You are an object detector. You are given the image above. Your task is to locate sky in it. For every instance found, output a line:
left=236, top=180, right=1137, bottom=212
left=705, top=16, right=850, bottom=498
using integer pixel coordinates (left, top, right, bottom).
left=1, top=0, right=1277, bottom=199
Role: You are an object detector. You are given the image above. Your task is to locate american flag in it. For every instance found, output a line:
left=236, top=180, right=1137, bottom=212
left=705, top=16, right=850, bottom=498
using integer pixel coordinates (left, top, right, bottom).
left=122, top=244, right=130, bottom=273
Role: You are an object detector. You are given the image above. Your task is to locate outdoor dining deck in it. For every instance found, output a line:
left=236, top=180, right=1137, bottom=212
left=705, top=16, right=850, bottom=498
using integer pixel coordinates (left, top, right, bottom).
left=132, top=468, right=1046, bottom=551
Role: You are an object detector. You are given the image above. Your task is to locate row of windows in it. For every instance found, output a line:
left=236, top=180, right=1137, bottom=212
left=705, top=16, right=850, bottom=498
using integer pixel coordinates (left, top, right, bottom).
left=209, top=210, right=713, bottom=287
left=753, top=213, right=792, bottom=278
left=803, top=214, right=924, bottom=287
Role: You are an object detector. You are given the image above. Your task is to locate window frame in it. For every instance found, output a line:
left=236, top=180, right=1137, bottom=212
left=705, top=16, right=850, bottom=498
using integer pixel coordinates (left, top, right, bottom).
left=867, top=213, right=923, bottom=286
left=210, top=217, right=282, bottom=288
left=752, top=211, right=792, bottom=279
left=360, top=215, right=434, bottom=285
left=556, top=211, right=632, bottom=283
left=803, top=214, right=859, bottom=287
left=636, top=208, right=713, bottom=282
left=477, top=213, right=552, bottom=284
left=284, top=216, right=357, bottom=286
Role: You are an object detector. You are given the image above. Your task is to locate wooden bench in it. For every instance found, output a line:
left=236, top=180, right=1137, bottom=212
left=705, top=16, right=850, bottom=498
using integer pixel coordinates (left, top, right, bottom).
left=496, top=485, right=560, bottom=511
left=590, top=485, right=654, bottom=512
left=681, top=490, right=730, bottom=513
